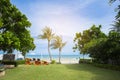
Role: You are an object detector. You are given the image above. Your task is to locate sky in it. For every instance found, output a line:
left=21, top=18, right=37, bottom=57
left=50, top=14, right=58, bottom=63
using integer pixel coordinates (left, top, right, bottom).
left=8, top=0, right=119, bottom=55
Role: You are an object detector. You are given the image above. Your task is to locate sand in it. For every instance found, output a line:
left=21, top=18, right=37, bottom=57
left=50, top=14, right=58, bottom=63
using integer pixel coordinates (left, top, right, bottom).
left=0, top=54, right=79, bottom=64
left=41, top=58, right=79, bottom=64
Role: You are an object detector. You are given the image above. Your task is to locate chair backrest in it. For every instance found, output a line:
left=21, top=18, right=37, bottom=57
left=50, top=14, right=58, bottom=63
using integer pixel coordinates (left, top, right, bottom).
left=2, top=54, right=15, bottom=61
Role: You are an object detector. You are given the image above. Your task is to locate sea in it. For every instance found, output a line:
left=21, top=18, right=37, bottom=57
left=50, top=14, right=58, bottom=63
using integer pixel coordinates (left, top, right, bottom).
left=26, top=54, right=90, bottom=63
left=26, top=55, right=81, bottom=60
left=0, top=53, right=90, bottom=63
left=0, top=54, right=90, bottom=60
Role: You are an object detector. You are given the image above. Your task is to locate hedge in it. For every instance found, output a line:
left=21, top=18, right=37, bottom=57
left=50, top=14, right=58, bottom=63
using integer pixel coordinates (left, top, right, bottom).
left=1, top=61, right=18, bottom=67
left=79, top=59, right=92, bottom=64
left=93, top=63, right=120, bottom=71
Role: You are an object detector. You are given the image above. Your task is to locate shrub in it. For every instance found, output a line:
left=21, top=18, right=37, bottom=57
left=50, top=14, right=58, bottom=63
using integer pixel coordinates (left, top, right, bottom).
left=51, top=60, right=56, bottom=64
left=79, top=59, right=92, bottom=64
left=93, top=63, right=120, bottom=71
left=1, top=61, right=18, bottom=67
left=16, top=60, right=25, bottom=65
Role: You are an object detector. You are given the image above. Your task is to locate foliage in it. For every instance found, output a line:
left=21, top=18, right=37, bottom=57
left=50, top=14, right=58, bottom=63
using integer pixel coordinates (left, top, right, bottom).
left=38, top=27, right=55, bottom=41
left=107, top=31, right=120, bottom=65
left=1, top=61, right=18, bottom=67
left=84, top=38, right=109, bottom=63
left=83, top=31, right=120, bottom=65
left=16, top=60, right=25, bottom=65
left=84, top=0, right=120, bottom=65
left=38, top=26, right=55, bottom=61
left=85, top=31, right=120, bottom=65
left=79, top=59, right=92, bottom=64
left=51, top=35, right=66, bottom=63
left=0, top=0, right=35, bottom=55
left=73, top=25, right=106, bottom=57
left=93, top=63, right=120, bottom=71
left=50, top=60, right=56, bottom=64
left=109, top=0, right=117, bottom=3
left=73, top=24, right=120, bottom=65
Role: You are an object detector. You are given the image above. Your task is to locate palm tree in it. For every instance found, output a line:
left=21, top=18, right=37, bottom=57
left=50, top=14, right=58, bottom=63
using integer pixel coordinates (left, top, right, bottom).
left=112, top=21, right=120, bottom=32
left=38, top=26, right=55, bottom=61
left=51, top=36, right=66, bottom=63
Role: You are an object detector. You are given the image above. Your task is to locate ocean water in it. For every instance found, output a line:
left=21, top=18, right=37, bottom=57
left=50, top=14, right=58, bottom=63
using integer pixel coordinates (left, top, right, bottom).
left=0, top=53, right=90, bottom=62
left=26, top=55, right=80, bottom=60
left=25, top=54, right=90, bottom=63
left=26, top=54, right=90, bottom=60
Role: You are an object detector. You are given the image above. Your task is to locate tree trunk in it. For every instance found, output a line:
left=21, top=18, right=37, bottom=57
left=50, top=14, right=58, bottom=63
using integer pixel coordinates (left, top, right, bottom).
left=59, top=48, right=61, bottom=63
left=48, top=41, right=52, bottom=61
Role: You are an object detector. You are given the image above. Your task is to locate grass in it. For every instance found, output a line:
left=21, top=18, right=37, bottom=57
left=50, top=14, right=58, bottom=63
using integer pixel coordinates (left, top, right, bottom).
left=0, top=64, right=120, bottom=80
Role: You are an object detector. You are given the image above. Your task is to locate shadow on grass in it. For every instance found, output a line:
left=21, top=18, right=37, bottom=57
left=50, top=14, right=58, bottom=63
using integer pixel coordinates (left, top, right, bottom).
left=65, top=64, right=120, bottom=80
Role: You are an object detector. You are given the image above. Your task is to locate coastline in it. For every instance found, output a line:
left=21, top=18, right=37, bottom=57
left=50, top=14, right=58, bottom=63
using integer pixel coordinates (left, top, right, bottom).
left=38, top=58, right=79, bottom=64
left=26, top=55, right=80, bottom=64
left=0, top=54, right=86, bottom=64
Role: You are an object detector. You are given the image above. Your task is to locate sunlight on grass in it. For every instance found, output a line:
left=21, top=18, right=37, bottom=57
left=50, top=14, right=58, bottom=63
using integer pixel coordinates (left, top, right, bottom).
left=0, top=64, right=120, bottom=80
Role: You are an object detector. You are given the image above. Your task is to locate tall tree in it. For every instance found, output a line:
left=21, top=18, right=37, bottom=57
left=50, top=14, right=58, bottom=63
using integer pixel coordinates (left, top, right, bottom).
left=73, top=25, right=106, bottom=59
left=0, top=0, right=35, bottom=55
left=51, top=36, right=66, bottom=63
left=107, top=31, right=120, bottom=65
left=38, top=27, right=55, bottom=61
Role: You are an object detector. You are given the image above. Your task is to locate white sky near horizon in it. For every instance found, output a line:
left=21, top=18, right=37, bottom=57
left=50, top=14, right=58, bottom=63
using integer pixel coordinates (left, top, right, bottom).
left=0, top=0, right=119, bottom=56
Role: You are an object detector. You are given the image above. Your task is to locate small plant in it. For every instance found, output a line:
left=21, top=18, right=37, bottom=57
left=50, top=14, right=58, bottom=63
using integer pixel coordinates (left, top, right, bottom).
left=16, top=60, right=25, bottom=65
left=2, top=61, right=18, bottom=67
left=51, top=60, right=56, bottom=64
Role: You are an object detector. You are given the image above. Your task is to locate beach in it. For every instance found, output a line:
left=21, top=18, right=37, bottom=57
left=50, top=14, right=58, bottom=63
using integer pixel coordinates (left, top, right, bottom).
left=0, top=54, right=87, bottom=64
left=34, top=58, right=79, bottom=64
left=25, top=55, right=80, bottom=64
left=0, top=54, right=79, bottom=64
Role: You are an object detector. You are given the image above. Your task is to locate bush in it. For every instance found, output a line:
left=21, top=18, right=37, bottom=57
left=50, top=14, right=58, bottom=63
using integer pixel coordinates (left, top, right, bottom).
left=1, top=61, right=18, bottom=67
left=93, top=63, right=120, bottom=71
left=16, top=60, right=25, bottom=65
left=79, top=59, right=92, bottom=64
left=51, top=60, right=56, bottom=64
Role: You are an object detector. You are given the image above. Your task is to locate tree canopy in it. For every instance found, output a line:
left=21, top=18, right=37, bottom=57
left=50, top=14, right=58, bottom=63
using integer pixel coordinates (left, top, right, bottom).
left=73, top=24, right=120, bottom=65
left=0, top=0, right=35, bottom=55
left=73, top=25, right=106, bottom=54
left=73, top=1, right=120, bottom=65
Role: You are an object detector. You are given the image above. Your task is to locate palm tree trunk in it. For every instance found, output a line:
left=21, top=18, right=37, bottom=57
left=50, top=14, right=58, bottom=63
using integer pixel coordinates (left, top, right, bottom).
left=48, top=41, right=52, bottom=61
left=59, top=48, right=61, bottom=63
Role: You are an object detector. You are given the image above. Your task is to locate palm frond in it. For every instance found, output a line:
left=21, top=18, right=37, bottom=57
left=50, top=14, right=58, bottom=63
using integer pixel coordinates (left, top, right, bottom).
left=61, top=42, right=67, bottom=48
left=51, top=35, right=66, bottom=50
left=38, top=26, right=55, bottom=40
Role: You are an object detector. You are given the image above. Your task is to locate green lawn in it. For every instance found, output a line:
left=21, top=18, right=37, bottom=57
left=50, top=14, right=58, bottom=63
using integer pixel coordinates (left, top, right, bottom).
left=0, top=64, right=120, bottom=80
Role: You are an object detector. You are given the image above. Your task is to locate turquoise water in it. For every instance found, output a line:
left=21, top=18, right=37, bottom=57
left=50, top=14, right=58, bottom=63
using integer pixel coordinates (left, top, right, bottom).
left=0, top=51, right=90, bottom=60
left=26, top=54, right=90, bottom=60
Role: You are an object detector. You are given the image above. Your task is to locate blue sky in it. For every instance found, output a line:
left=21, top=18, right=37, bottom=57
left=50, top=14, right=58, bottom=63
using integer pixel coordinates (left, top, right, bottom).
left=9, top=0, right=119, bottom=55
